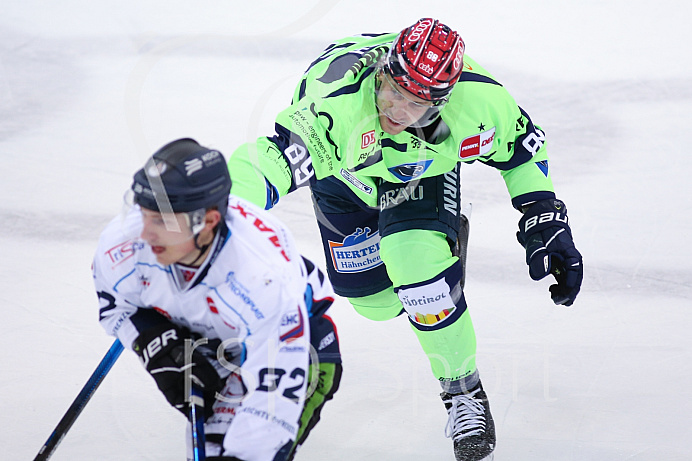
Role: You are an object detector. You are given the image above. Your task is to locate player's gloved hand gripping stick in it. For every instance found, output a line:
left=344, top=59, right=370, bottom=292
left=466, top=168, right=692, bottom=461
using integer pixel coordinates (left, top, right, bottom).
left=132, top=322, right=222, bottom=421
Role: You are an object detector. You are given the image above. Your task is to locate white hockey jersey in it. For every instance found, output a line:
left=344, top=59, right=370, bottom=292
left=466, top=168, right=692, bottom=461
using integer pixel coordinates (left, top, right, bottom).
left=93, top=196, right=333, bottom=461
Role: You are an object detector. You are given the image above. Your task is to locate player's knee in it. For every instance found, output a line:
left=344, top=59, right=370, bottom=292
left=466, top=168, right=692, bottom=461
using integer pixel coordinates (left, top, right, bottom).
left=394, top=259, right=467, bottom=331
left=348, top=288, right=404, bottom=321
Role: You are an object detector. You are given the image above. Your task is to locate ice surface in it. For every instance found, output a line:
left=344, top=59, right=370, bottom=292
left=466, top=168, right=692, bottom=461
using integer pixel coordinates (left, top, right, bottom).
left=2, top=1, right=691, bottom=460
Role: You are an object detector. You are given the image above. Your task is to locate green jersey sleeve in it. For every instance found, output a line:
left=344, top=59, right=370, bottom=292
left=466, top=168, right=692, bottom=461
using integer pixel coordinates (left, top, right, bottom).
left=446, top=57, right=555, bottom=209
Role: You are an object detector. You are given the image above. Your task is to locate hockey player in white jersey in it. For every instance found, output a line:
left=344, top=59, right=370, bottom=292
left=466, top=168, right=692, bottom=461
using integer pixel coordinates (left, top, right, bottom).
left=93, top=138, right=342, bottom=461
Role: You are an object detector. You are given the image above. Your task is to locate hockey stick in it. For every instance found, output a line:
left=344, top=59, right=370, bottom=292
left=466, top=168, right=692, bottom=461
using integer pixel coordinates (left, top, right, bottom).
left=34, top=338, right=124, bottom=461
left=184, top=338, right=207, bottom=460
left=456, top=203, right=472, bottom=290
left=188, top=380, right=206, bottom=460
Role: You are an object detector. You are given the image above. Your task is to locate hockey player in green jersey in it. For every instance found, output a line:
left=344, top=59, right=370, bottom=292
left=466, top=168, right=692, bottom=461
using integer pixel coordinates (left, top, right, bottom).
left=227, top=18, right=583, bottom=461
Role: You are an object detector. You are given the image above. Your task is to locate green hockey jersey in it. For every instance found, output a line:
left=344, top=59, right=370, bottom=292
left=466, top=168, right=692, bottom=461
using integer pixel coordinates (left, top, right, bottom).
left=228, top=33, right=555, bottom=210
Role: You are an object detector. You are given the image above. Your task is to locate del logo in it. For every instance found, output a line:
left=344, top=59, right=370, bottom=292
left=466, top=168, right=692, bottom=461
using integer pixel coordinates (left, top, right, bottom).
left=328, top=227, right=383, bottom=273
left=279, top=308, right=304, bottom=343
left=361, top=130, right=376, bottom=149
left=459, top=127, right=496, bottom=160
left=388, top=159, right=433, bottom=182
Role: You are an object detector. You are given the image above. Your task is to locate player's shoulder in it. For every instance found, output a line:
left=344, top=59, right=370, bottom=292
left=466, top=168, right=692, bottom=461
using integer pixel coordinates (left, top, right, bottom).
left=447, top=55, right=519, bottom=122
left=300, top=33, right=394, bottom=97
left=225, top=196, right=300, bottom=266
left=452, top=55, right=514, bottom=101
left=458, top=56, right=497, bottom=80
left=307, top=32, right=395, bottom=75
left=226, top=195, right=288, bottom=234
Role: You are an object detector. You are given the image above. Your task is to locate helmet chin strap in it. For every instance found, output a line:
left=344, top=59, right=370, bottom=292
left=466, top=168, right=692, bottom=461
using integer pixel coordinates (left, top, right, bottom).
left=188, top=224, right=218, bottom=267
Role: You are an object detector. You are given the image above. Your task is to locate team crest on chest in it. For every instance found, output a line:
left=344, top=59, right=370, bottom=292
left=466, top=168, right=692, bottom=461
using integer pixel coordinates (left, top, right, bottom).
left=387, top=159, right=433, bottom=182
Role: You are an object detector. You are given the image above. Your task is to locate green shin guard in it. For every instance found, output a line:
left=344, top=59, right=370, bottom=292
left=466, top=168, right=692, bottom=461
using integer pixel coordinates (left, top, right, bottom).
left=410, top=310, right=478, bottom=383
left=379, top=230, right=478, bottom=383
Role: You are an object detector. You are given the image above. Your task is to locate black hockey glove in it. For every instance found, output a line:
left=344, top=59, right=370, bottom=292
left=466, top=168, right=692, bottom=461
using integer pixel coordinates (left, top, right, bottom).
left=133, top=322, right=223, bottom=420
left=517, top=199, right=583, bottom=306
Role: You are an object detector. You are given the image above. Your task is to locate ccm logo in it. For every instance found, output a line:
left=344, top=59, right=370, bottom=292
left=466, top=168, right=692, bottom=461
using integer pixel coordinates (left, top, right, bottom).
left=523, top=212, right=568, bottom=232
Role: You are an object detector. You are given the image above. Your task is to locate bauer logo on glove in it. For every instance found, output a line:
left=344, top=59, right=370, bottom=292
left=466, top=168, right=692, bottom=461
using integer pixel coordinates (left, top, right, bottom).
left=517, top=199, right=583, bottom=306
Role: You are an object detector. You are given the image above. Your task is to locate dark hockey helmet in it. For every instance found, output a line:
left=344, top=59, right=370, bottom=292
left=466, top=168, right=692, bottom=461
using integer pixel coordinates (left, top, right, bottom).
left=131, top=138, right=231, bottom=221
left=382, top=18, right=465, bottom=103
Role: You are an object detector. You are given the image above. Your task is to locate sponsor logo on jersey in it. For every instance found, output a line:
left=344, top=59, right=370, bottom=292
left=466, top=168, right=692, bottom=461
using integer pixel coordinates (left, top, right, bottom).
left=105, top=239, right=145, bottom=268
left=397, top=278, right=457, bottom=326
left=361, top=130, right=376, bottom=149
left=230, top=203, right=291, bottom=261
left=328, top=227, right=383, bottom=273
left=379, top=183, right=423, bottom=211
left=280, top=345, right=307, bottom=353
left=340, top=168, right=373, bottom=194
left=442, top=168, right=459, bottom=217
left=318, top=331, right=336, bottom=351
left=279, top=308, right=305, bottom=343
left=224, top=272, right=264, bottom=320
left=214, top=406, right=236, bottom=416
left=387, top=159, right=433, bottom=182
left=458, top=126, right=496, bottom=160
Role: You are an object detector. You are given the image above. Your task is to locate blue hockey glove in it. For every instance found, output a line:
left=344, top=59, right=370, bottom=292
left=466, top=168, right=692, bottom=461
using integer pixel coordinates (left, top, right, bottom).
left=517, top=199, right=583, bottom=306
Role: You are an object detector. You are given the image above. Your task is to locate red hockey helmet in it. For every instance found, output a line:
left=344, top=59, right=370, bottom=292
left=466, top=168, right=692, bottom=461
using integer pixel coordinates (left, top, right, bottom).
left=383, top=18, right=465, bottom=103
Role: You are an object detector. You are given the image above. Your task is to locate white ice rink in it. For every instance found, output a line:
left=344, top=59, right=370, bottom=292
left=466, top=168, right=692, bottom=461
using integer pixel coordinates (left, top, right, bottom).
left=2, top=1, right=691, bottom=459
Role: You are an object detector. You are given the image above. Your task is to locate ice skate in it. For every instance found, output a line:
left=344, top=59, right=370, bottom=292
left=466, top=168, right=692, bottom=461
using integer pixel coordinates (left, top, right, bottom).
left=442, top=381, right=496, bottom=461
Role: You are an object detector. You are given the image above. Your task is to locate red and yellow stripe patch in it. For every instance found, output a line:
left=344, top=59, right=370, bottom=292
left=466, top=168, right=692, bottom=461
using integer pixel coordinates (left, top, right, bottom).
left=414, top=307, right=455, bottom=325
